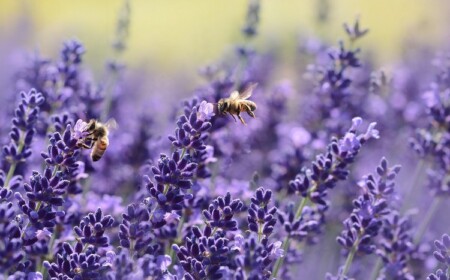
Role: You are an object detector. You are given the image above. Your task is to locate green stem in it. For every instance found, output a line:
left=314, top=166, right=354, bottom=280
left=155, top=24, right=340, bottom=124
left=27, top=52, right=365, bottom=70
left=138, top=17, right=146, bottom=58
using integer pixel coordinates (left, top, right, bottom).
left=180, top=148, right=187, bottom=159
left=46, top=229, right=57, bottom=259
left=273, top=237, right=290, bottom=276
left=369, top=258, right=383, bottom=280
left=35, top=201, right=42, bottom=211
left=129, top=239, right=135, bottom=258
left=37, top=257, right=44, bottom=275
left=82, top=243, right=89, bottom=253
left=20, top=201, right=43, bottom=238
left=295, top=196, right=309, bottom=219
left=100, top=73, right=118, bottom=121
left=272, top=196, right=309, bottom=278
left=168, top=215, right=185, bottom=270
left=52, top=166, right=60, bottom=177
left=414, top=196, right=443, bottom=244
left=401, top=159, right=425, bottom=212
left=4, top=137, right=26, bottom=189
left=340, top=238, right=359, bottom=280
left=163, top=184, right=170, bottom=195
left=4, top=162, right=18, bottom=189
left=257, top=222, right=263, bottom=242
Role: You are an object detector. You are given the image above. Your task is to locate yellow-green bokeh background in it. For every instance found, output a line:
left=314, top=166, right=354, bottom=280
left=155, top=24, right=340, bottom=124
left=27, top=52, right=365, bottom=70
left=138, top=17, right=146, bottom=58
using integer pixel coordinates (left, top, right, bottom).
left=0, top=0, right=448, bottom=79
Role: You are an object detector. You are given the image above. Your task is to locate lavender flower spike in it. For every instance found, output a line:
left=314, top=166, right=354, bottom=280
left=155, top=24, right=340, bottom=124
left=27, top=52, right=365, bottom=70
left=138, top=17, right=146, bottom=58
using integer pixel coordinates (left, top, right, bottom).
left=335, top=158, right=400, bottom=279
left=1, top=89, right=44, bottom=196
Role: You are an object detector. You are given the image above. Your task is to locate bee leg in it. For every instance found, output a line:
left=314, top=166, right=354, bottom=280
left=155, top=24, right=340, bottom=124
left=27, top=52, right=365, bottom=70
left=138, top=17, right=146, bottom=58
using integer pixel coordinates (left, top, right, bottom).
left=77, top=142, right=92, bottom=149
left=228, top=112, right=237, bottom=122
left=237, top=113, right=247, bottom=125
left=77, top=142, right=94, bottom=150
left=243, top=105, right=255, bottom=118
left=246, top=110, right=256, bottom=118
left=77, top=137, right=96, bottom=149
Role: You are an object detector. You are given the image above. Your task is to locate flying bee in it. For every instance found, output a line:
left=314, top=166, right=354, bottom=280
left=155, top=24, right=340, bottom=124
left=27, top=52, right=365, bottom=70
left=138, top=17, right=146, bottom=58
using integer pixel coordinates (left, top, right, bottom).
left=217, top=83, right=257, bottom=125
left=77, top=119, right=117, bottom=162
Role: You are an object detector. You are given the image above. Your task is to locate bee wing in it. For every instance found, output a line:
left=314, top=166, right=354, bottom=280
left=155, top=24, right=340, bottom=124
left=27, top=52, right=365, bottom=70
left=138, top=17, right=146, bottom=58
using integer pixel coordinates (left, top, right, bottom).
left=104, top=118, right=118, bottom=130
left=229, top=91, right=240, bottom=100
left=238, top=83, right=258, bottom=100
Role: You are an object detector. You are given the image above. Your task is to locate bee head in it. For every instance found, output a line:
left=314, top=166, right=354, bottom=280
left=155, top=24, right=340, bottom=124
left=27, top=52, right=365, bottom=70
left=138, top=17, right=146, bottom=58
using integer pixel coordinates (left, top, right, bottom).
left=217, top=99, right=228, bottom=114
left=87, top=119, right=97, bottom=131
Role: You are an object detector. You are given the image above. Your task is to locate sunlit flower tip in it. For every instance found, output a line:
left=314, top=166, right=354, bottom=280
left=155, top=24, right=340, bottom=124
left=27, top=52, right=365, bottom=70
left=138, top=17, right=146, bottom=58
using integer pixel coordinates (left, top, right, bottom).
left=321, top=82, right=331, bottom=92
left=72, top=119, right=89, bottom=140
left=103, top=251, right=116, bottom=267
left=204, top=145, right=218, bottom=164
left=152, top=209, right=165, bottom=222
left=36, top=228, right=52, bottom=241
left=339, top=133, right=360, bottom=153
left=231, top=234, right=245, bottom=252
left=75, top=161, right=89, bottom=180
left=197, top=100, right=215, bottom=121
left=343, top=16, right=369, bottom=40
left=364, top=122, right=379, bottom=140
left=269, top=241, right=284, bottom=260
left=290, top=126, right=311, bottom=147
left=163, top=211, right=180, bottom=224
left=106, top=251, right=116, bottom=260
left=350, top=117, right=363, bottom=131
left=422, top=90, right=439, bottom=107
left=157, top=255, right=172, bottom=271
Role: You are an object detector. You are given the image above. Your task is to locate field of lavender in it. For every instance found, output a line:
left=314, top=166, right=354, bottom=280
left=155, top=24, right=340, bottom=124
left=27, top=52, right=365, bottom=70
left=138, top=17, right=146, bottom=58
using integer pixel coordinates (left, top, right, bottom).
left=0, top=1, right=449, bottom=279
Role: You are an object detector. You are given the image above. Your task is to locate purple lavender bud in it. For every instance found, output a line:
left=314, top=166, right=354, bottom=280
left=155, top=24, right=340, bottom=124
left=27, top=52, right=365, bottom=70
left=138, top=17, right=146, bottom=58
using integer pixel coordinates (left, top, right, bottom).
left=202, top=192, right=243, bottom=232
left=248, top=187, right=277, bottom=239
left=427, top=269, right=449, bottom=280
left=118, top=203, right=152, bottom=255
left=175, top=226, right=230, bottom=279
left=45, top=241, right=111, bottom=279
left=74, top=208, right=114, bottom=248
left=432, top=234, right=450, bottom=266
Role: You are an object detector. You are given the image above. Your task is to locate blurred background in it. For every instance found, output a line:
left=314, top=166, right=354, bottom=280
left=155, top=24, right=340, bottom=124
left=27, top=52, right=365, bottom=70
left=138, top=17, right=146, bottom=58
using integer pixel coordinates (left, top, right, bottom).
left=0, top=0, right=448, bottom=86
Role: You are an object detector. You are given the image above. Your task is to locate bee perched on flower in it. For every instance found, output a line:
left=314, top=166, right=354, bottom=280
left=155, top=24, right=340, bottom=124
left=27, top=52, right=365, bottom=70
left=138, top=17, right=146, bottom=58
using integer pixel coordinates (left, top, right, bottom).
left=73, top=119, right=117, bottom=161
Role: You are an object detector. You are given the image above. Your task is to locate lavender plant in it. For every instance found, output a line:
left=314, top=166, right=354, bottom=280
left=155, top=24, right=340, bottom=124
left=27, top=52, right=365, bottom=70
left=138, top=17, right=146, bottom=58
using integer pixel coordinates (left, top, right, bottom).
left=272, top=117, right=380, bottom=278
left=1, top=2, right=450, bottom=279
left=330, top=158, right=401, bottom=279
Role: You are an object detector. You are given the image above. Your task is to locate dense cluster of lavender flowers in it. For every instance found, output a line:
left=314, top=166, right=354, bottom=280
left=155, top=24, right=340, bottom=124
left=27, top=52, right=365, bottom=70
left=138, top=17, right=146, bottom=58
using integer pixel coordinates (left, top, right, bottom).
left=1, top=1, right=450, bottom=279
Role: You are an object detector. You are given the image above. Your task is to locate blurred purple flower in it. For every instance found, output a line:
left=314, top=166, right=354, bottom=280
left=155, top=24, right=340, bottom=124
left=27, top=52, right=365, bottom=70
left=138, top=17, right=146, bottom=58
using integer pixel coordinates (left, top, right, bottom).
left=197, top=100, right=215, bottom=121
left=157, top=255, right=172, bottom=272
left=72, top=119, right=90, bottom=140
left=269, top=241, right=284, bottom=260
left=35, top=228, right=52, bottom=241
left=164, top=211, right=181, bottom=224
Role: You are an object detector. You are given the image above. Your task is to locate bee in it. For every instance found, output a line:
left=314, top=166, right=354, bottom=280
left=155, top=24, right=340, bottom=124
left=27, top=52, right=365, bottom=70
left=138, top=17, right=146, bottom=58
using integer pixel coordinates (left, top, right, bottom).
left=77, top=119, right=117, bottom=162
left=217, top=83, right=257, bottom=125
